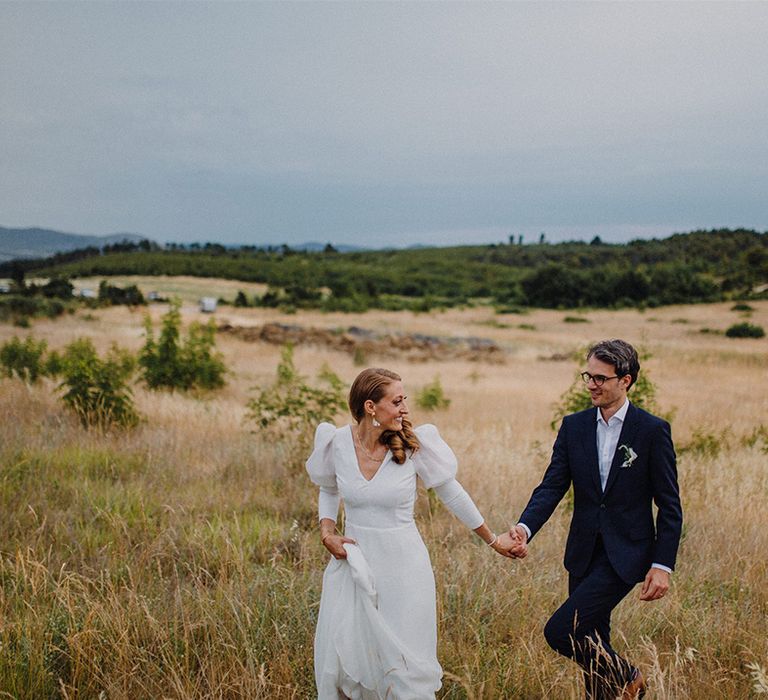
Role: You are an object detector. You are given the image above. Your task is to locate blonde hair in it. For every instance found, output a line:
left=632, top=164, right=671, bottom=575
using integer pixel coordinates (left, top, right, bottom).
left=348, top=368, right=419, bottom=465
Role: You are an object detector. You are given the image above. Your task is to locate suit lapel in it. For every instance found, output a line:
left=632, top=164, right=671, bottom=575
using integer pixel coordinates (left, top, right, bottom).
left=603, top=403, right=640, bottom=496
left=580, top=409, right=602, bottom=493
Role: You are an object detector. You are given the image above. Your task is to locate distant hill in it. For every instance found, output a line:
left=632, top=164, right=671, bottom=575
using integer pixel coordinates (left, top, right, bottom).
left=4, top=227, right=764, bottom=311
left=0, top=226, right=150, bottom=262
left=291, top=241, right=366, bottom=253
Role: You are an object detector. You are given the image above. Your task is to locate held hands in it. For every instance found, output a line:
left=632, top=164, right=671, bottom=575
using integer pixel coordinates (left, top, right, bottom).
left=321, top=533, right=356, bottom=559
left=639, top=566, right=670, bottom=601
left=492, top=526, right=529, bottom=559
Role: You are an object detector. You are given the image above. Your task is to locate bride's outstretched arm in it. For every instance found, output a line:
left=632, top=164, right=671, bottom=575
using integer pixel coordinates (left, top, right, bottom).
left=472, top=523, right=521, bottom=558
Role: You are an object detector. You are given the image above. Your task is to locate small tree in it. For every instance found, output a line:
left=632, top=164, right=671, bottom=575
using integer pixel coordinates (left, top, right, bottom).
left=247, top=345, right=346, bottom=450
left=59, top=338, right=139, bottom=429
left=0, top=335, right=49, bottom=382
left=140, top=299, right=227, bottom=391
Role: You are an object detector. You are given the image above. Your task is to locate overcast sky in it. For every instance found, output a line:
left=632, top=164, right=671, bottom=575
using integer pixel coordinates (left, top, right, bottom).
left=2, top=1, right=767, bottom=247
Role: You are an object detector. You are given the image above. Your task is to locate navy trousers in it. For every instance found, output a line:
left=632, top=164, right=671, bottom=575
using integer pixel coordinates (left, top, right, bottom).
left=543, top=537, right=637, bottom=699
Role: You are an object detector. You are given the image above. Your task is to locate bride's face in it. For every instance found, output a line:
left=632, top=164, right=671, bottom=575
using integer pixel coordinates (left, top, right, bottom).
left=372, top=380, right=408, bottom=431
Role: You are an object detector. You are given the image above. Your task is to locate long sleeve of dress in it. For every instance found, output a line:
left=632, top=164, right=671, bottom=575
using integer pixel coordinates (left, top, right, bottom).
left=306, top=423, right=341, bottom=522
left=413, top=424, right=484, bottom=530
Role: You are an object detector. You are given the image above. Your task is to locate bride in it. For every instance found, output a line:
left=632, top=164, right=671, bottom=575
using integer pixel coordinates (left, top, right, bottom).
left=306, top=367, right=522, bottom=698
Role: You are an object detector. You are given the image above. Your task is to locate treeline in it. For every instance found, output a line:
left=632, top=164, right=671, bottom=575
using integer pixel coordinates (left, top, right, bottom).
left=2, top=228, right=766, bottom=310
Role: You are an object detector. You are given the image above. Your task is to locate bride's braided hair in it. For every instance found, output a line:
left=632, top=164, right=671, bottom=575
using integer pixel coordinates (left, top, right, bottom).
left=348, top=368, right=420, bottom=464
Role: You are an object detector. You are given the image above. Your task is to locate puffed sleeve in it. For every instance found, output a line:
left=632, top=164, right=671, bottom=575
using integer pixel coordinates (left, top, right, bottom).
left=306, top=423, right=338, bottom=489
left=306, top=423, right=341, bottom=521
left=412, top=424, right=458, bottom=488
left=413, top=424, right=483, bottom=529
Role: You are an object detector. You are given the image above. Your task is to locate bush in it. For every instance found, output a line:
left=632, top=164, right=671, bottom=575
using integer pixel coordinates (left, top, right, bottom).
left=98, top=280, right=146, bottom=306
left=59, top=338, right=139, bottom=428
left=233, top=290, right=251, bottom=307
left=416, top=376, right=451, bottom=411
left=352, top=346, right=368, bottom=366
left=731, top=303, right=754, bottom=312
left=551, top=346, right=671, bottom=430
left=0, top=335, right=49, bottom=382
left=41, top=277, right=73, bottom=299
left=247, top=345, right=346, bottom=450
left=139, top=299, right=227, bottom=391
left=44, top=350, right=65, bottom=377
left=0, top=295, right=69, bottom=323
left=725, top=322, right=765, bottom=338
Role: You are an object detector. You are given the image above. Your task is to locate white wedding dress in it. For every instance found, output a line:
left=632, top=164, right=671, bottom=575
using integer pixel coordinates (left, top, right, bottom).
left=307, top=423, right=484, bottom=700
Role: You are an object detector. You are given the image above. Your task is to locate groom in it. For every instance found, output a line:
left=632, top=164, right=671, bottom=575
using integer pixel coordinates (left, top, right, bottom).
left=509, top=339, right=682, bottom=699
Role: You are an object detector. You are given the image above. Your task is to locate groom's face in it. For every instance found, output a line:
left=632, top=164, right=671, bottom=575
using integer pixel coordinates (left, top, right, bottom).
left=585, top=356, right=630, bottom=412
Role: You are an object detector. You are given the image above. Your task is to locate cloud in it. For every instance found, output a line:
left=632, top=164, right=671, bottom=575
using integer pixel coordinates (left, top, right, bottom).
left=1, top=1, right=767, bottom=244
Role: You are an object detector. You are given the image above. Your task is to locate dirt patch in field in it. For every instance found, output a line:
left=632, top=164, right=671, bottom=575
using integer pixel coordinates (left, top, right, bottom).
left=217, top=322, right=505, bottom=363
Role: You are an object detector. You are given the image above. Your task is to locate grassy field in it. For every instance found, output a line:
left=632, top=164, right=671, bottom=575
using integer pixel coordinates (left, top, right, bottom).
left=70, top=275, right=270, bottom=304
left=1, top=288, right=767, bottom=698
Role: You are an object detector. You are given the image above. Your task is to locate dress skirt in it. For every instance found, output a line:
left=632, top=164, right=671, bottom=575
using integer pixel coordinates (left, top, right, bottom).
left=314, top=520, right=443, bottom=699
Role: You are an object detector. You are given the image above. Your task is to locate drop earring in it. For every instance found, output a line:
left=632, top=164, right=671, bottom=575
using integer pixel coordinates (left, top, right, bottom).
left=372, top=414, right=380, bottom=428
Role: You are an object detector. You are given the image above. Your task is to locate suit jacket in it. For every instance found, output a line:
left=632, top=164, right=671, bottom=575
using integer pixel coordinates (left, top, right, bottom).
left=519, top=403, right=683, bottom=585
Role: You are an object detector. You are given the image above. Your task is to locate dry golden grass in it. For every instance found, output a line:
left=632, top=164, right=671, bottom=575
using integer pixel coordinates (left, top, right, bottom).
left=0, top=293, right=767, bottom=698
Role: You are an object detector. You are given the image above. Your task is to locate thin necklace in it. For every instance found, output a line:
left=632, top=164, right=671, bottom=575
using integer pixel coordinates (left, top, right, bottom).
left=355, top=426, right=384, bottom=462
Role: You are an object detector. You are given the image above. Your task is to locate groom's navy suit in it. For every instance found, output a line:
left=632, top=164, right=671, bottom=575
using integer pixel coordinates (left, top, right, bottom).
left=519, top=402, right=682, bottom=696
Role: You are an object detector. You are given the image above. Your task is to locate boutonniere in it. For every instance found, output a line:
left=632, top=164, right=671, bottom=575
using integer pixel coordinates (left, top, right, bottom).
left=619, top=444, right=637, bottom=469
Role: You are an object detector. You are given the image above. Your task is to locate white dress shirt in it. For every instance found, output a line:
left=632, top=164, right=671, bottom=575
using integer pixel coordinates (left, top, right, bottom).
left=596, top=398, right=630, bottom=491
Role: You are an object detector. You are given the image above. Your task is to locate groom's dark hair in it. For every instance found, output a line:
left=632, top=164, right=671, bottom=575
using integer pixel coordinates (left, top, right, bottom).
left=587, top=339, right=640, bottom=389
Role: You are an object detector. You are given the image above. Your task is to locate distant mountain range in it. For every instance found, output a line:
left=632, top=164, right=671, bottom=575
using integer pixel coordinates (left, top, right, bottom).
left=0, top=226, right=149, bottom=262
left=0, top=226, right=377, bottom=262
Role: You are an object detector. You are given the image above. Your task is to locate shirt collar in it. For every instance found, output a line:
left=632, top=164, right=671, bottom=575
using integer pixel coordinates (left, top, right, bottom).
left=596, top=398, right=630, bottom=426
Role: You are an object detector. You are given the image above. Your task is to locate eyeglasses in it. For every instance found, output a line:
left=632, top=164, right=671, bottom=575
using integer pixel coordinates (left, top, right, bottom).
left=581, top=371, right=620, bottom=386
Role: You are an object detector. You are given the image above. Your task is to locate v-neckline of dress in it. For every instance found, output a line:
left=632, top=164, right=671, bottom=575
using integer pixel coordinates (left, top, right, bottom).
left=348, top=424, right=391, bottom=483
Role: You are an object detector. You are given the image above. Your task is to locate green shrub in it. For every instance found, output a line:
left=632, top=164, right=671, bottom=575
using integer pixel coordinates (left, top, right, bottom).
left=416, top=376, right=451, bottom=411
left=44, top=350, right=64, bottom=378
left=139, top=299, right=227, bottom=391
left=41, top=277, right=73, bottom=299
left=233, top=290, right=251, bottom=307
left=679, top=428, right=728, bottom=458
left=247, top=345, right=346, bottom=449
left=352, top=346, right=368, bottom=366
left=563, top=316, right=590, bottom=323
left=98, top=280, right=146, bottom=306
left=0, top=295, right=69, bottom=324
left=59, top=338, right=139, bottom=428
left=0, top=335, right=49, bottom=382
left=730, top=303, right=754, bottom=312
left=551, top=346, right=671, bottom=430
left=725, top=322, right=765, bottom=338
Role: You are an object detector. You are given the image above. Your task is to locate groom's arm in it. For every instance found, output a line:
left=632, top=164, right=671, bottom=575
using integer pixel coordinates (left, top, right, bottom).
left=649, top=419, right=683, bottom=571
left=517, top=418, right=573, bottom=542
left=639, top=418, right=682, bottom=601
